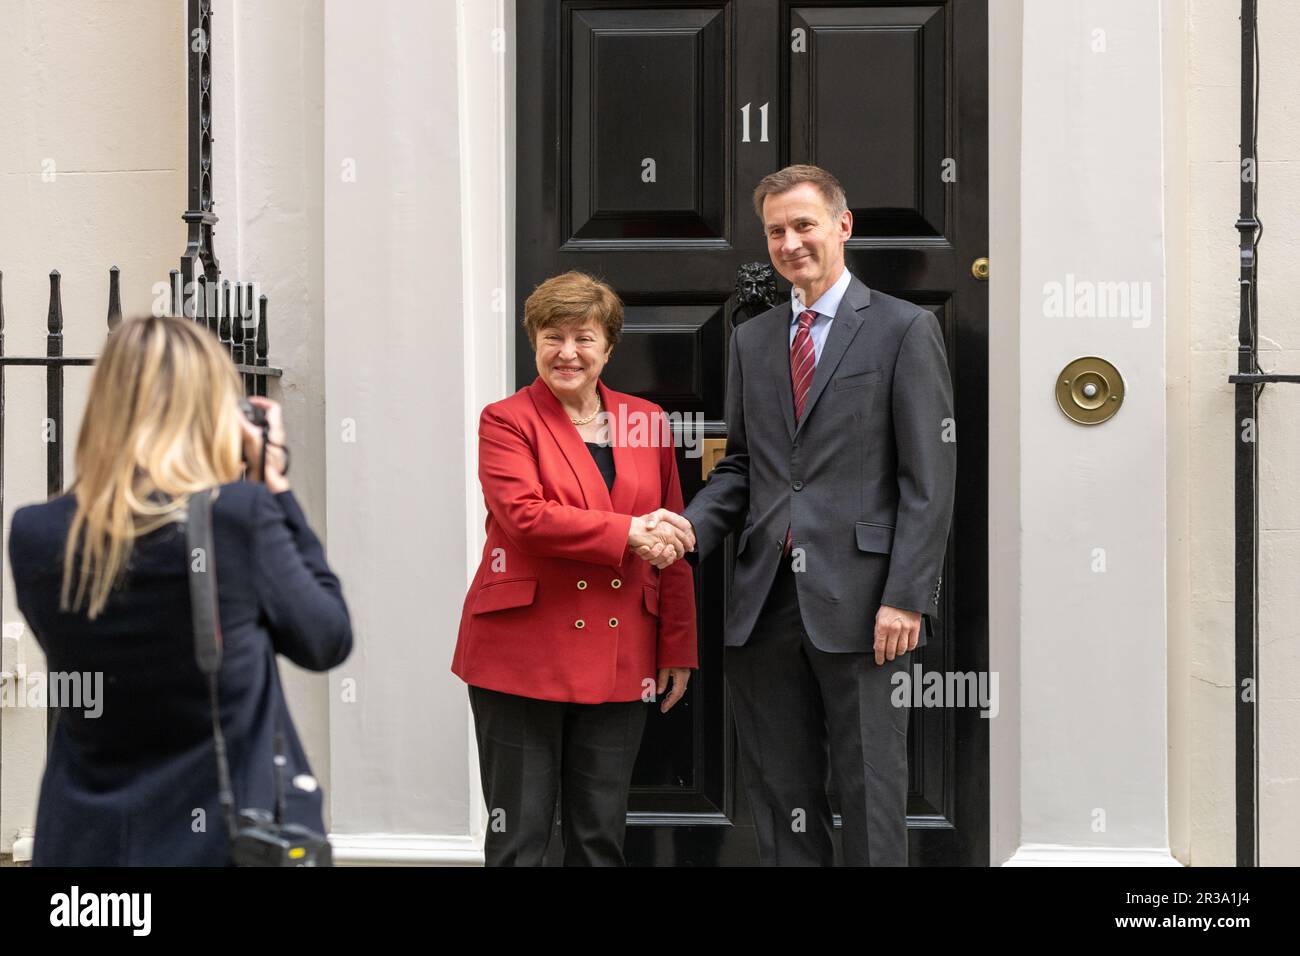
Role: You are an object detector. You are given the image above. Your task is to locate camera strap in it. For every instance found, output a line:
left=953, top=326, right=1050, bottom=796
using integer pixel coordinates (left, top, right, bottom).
left=186, top=489, right=241, bottom=846
left=186, top=487, right=315, bottom=865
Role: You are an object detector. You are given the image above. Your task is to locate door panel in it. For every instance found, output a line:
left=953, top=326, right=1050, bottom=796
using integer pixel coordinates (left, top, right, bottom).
left=604, top=302, right=727, bottom=417
left=568, top=8, right=728, bottom=240
left=789, top=5, right=948, bottom=236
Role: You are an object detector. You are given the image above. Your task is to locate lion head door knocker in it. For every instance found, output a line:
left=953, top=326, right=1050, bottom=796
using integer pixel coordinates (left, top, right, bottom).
left=731, top=262, right=778, bottom=329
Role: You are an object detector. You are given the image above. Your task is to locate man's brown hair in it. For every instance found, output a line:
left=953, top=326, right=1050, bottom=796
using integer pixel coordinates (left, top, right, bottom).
left=752, top=164, right=848, bottom=223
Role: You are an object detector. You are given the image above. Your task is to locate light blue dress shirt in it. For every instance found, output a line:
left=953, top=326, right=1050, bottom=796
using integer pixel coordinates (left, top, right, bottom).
left=789, top=266, right=853, bottom=365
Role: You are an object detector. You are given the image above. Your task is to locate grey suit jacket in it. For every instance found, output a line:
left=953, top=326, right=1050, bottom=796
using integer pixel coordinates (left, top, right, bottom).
left=684, top=274, right=956, bottom=652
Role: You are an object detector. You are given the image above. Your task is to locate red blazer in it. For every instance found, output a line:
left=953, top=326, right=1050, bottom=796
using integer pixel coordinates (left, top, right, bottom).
left=452, top=377, right=698, bottom=704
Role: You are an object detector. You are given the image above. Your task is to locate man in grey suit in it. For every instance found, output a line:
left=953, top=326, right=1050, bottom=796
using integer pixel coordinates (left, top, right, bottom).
left=643, top=164, right=956, bottom=866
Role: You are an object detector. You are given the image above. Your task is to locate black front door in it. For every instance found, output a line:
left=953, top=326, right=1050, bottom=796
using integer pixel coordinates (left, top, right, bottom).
left=516, top=0, right=989, bottom=865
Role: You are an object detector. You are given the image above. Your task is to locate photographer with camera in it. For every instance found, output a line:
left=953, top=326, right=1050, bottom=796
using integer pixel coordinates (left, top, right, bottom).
left=7, top=315, right=352, bottom=866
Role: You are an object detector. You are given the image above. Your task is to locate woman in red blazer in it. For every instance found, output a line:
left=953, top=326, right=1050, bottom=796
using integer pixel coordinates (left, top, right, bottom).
left=452, top=272, right=698, bottom=866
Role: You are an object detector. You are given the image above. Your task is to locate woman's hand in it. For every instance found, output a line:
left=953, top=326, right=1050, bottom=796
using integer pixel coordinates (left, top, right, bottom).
left=239, top=396, right=291, bottom=493
left=657, top=668, right=691, bottom=713
left=627, top=515, right=684, bottom=569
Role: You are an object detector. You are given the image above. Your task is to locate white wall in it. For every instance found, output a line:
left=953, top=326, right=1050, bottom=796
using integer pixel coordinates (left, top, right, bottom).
left=1162, top=0, right=1192, bottom=867
left=209, top=0, right=331, bottom=820
left=321, top=0, right=512, bottom=862
left=1252, top=0, right=1300, bottom=868
left=1001, top=0, right=1176, bottom=864
left=1182, top=0, right=1300, bottom=866
left=0, top=0, right=186, bottom=856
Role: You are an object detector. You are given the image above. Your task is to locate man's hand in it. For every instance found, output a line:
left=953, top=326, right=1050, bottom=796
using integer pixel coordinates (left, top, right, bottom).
left=629, top=510, right=696, bottom=568
left=874, top=604, right=921, bottom=665
left=643, top=509, right=696, bottom=552
left=628, top=514, right=692, bottom=569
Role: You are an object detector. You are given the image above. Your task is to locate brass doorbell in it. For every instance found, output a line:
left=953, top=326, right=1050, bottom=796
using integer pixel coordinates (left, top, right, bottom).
left=1056, top=356, right=1124, bottom=425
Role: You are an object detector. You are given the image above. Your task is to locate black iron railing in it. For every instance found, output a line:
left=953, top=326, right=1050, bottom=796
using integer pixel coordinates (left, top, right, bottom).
left=1222, top=0, right=1286, bottom=868
left=0, top=267, right=279, bottom=501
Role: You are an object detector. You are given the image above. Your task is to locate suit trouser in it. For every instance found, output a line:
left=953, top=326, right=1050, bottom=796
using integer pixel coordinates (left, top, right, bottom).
left=725, top=559, right=912, bottom=866
left=467, top=684, right=647, bottom=866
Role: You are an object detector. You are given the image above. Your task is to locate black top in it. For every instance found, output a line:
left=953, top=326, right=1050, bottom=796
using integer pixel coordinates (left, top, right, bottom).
left=8, top=480, right=352, bottom=865
left=585, top=441, right=615, bottom=492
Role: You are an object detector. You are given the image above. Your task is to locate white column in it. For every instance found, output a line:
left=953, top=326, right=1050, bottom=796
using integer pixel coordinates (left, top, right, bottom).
left=210, top=0, right=333, bottom=810
left=322, top=0, right=512, bottom=864
left=996, top=0, right=1178, bottom=866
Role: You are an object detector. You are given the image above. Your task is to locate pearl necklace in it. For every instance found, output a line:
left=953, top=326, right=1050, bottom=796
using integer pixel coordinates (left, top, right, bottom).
left=570, top=393, right=602, bottom=425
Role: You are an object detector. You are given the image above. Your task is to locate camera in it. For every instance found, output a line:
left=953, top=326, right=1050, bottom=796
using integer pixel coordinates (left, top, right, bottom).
left=230, top=809, right=334, bottom=867
left=240, top=399, right=267, bottom=428
left=239, top=399, right=277, bottom=480
left=238, top=398, right=289, bottom=479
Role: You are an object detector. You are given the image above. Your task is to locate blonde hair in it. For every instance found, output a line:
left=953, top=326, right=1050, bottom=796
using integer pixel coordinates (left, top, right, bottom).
left=61, top=315, right=246, bottom=619
left=523, top=271, right=623, bottom=349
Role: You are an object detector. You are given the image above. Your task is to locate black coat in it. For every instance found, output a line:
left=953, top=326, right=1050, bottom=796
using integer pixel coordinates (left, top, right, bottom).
left=7, top=480, right=352, bottom=866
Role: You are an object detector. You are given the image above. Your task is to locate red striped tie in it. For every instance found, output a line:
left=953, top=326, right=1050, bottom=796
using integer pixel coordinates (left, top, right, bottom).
left=785, top=309, right=817, bottom=554
left=791, top=309, right=817, bottom=420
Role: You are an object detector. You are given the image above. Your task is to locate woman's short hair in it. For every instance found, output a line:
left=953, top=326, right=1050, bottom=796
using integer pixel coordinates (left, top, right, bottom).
left=751, top=164, right=848, bottom=223
left=62, top=315, right=247, bottom=619
left=523, top=271, right=623, bottom=349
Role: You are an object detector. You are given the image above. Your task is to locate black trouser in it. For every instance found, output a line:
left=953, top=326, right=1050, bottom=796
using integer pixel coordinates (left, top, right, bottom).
left=467, top=684, right=648, bottom=866
left=725, top=559, right=913, bottom=866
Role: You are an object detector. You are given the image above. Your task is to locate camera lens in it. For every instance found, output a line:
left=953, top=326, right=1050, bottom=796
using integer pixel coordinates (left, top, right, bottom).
left=240, top=400, right=267, bottom=427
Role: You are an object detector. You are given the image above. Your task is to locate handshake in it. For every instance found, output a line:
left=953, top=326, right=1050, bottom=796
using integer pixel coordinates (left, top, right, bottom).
left=627, top=509, right=696, bottom=569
